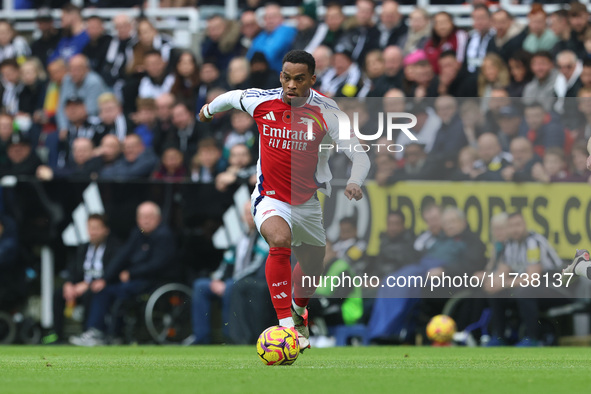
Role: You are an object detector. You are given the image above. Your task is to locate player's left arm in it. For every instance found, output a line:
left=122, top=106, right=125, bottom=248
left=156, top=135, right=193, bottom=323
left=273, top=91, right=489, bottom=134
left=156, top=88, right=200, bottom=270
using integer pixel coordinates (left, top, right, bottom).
left=325, top=110, right=371, bottom=201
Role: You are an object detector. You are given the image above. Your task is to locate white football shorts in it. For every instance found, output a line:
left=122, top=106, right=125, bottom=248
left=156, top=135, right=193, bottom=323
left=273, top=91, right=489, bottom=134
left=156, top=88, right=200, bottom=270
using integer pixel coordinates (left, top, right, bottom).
left=251, top=191, right=326, bottom=247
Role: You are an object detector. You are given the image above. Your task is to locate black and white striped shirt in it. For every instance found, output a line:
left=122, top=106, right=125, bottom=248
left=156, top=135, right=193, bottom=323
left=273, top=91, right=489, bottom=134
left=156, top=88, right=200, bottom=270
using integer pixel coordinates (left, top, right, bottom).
left=503, top=231, right=562, bottom=273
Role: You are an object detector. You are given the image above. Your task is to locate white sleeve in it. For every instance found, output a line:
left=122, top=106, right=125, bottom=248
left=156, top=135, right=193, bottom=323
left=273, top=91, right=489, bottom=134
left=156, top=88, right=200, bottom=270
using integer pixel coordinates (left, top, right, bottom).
left=325, top=110, right=371, bottom=186
left=208, top=89, right=265, bottom=117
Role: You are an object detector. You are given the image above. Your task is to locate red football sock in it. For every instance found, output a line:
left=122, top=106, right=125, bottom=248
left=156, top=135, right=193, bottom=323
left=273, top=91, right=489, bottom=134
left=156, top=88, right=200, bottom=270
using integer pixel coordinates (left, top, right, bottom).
left=292, top=262, right=319, bottom=308
left=265, top=247, right=293, bottom=319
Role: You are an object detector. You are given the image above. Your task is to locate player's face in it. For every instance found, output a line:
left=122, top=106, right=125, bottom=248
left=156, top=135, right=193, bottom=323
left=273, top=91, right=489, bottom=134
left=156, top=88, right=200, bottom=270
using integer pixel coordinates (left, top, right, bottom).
left=280, top=62, right=316, bottom=105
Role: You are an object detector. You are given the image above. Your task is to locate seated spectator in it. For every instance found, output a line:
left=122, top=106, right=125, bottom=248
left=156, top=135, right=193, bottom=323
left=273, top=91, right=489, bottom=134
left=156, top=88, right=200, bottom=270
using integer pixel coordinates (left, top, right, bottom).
left=18, top=58, right=47, bottom=132
left=37, top=137, right=101, bottom=181
left=70, top=201, right=176, bottom=346
left=531, top=147, right=569, bottom=183
left=48, top=214, right=121, bottom=343
left=131, top=98, right=157, bottom=148
left=151, top=93, right=175, bottom=155
left=549, top=10, right=577, bottom=58
left=225, top=57, right=250, bottom=91
left=100, top=134, right=158, bottom=180
left=486, top=212, right=563, bottom=347
left=460, top=99, right=486, bottom=146
left=239, top=10, right=261, bottom=51
left=246, top=3, right=297, bottom=73
left=489, top=9, right=527, bottom=63
left=316, top=3, right=345, bottom=51
left=57, top=54, right=108, bottom=134
left=166, top=101, right=210, bottom=164
left=0, top=59, right=23, bottom=114
left=463, top=5, right=495, bottom=75
left=566, top=142, right=591, bottom=182
left=523, top=102, right=565, bottom=157
left=368, top=46, right=404, bottom=97
left=522, top=51, right=558, bottom=112
left=450, top=145, right=478, bottom=181
left=0, top=112, right=13, bottom=166
left=123, top=50, right=174, bottom=114
left=0, top=215, right=24, bottom=312
left=395, top=142, right=442, bottom=181
left=436, top=50, right=477, bottom=97
left=190, top=138, right=222, bottom=183
left=292, top=2, right=319, bottom=52
left=478, top=53, right=510, bottom=108
left=94, top=93, right=131, bottom=143
left=406, top=58, right=438, bottom=98
left=373, top=153, right=397, bottom=186
left=57, top=97, right=101, bottom=168
left=336, top=0, right=380, bottom=64
left=568, top=2, right=590, bottom=59
left=30, top=8, right=61, bottom=67
left=100, top=14, right=136, bottom=90
left=332, top=217, right=366, bottom=270
left=170, top=50, right=200, bottom=106
left=431, top=95, right=467, bottom=165
left=424, top=11, right=467, bottom=75
left=395, top=100, right=441, bottom=159
left=496, top=105, right=524, bottom=152
left=89, top=134, right=122, bottom=176
left=215, top=143, right=256, bottom=192
left=38, top=59, right=66, bottom=135
left=507, top=50, right=533, bottom=97
left=399, top=8, right=430, bottom=56
left=376, top=0, right=407, bottom=49
left=222, top=110, right=257, bottom=162
left=501, top=137, right=540, bottom=182
left=575, top=88, right=591, bottom=140
left=201, top=15, right=242, bottom=71
left=0, top=132, right=42, bottom=177
left=192, top=201, right=268, bottom=344
left=195, top=61, right=222, bottom=111
left=472, top=133, right=512, bottom=181
left=127, top=17, right=173, bottom=74
left=0, top=19, right=31, bottom=63
left=522, top=4, right=559, bottom=54
left=82, top=16, right=111, bottom=74
left=248, top=52, right=278, bottom=90
left=554, top=50, right=582, bottom=124
left=372, top=210, right=419, bottom=277
left=151, top=146, right=187, bottom=182
left=48, top=4, right=90, bottom=63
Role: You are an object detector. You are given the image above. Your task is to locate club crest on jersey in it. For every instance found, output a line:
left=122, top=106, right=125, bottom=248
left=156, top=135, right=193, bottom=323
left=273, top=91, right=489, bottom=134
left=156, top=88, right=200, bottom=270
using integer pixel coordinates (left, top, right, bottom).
left=282, top=111, right=294, bottom=123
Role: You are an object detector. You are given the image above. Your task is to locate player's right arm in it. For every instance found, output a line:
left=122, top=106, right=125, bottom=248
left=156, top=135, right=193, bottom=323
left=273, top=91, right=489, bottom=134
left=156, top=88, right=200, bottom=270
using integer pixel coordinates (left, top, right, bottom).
left=199, top=89, right=261, bottom=122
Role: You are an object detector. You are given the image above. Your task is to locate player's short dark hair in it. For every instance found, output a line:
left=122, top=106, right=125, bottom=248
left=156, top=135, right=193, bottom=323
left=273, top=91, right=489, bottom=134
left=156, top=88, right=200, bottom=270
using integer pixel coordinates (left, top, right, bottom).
left=388, top=210, right=405, bottom=224
left=531, top=50, right=554, bottom=62
left=88, top=213, right=109, bottom=227
left=282, top=50, right=316, bottom=75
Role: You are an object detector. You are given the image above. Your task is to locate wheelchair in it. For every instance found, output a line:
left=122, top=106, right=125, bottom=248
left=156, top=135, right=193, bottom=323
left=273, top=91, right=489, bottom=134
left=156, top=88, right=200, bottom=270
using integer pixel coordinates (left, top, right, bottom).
left=109, top=282, right=193, bottom=345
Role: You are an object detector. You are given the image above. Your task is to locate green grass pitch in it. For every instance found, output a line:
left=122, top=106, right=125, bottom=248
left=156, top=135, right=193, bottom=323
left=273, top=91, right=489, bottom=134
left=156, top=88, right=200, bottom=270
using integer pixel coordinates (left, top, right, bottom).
left=1, top=346, right=590, bottom=393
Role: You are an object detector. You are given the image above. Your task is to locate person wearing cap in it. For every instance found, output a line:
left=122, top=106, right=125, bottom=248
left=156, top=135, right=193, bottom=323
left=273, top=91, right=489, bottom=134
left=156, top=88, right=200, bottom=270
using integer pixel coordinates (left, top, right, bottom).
left=31, top=8, right=61, bottom=67
left=246, top=3, right=297, bottom=73
left=496, top=104, right=525, bottom=152
left=0, top=132, right=42, bottom=177
left=319, top=46, right=371, bottom=97
left=48, top=3, right=90, bottom=64
left=57, top=54, right=107, bottom=135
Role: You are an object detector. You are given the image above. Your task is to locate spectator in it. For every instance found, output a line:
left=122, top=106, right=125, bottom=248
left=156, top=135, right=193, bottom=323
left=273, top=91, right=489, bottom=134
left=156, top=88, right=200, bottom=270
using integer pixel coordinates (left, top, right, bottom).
left=576, top=87, right=591, bottom=140
left=524, top=102, right=565, bottom=157
left=49, top=214, right=121, bottom=343
left=0, top=59, right=23, bottom=115
left=486, top=212, right=563, bottom=347
left=170, top=50, right=200, bottom=106
left=0, top=20, right=31, bottom=63
left=550, top=10, right=578, bottom=58
left=57, top=97, right=101, bottom=167
left=82, top=16, right=111, bottom=75
left=496, top=105, right=524, bottom=152
left=332, top=216, right=366, bottom=269
left=131, top=98, right=157, bottom=148
left=101, top=14, right=136, bottom=90
left=566, top=142, right=591, bottom=182
left=48, top=4, right=90, bottom=63
left=166, top=101, right=209, bottom=163
left=478, top=53, right=510, bottom=105
left=377, top=0, right=407, bottom=49
left=239, top=10, right=261, bottom=51
left=127, top=17, right=173, bottom=74
left=0, top=132, right=42, bottom=177
left=507, top=50, right=533, bottom=97
left=501, top=137, right=540, bottom=182
left=195, top=61, right=222, bottom=111
left=151, top=93, right=175, bottom=155
left=431, top=95, right=467, bottom=163
left=38, top=58, right=66, bottom=135
left=450, top=145, right=478, bottom=181
left=398, top=8, right=430, bottom=56
left=395, top=100, right=441, bottom=158
left=373, top=210, right=419, bottom=277
left=373, top=153, right=397, bottom=186
left=0, top=215, right=23, bottom=312
left=18, top=58, right=47, bottom=126
left=436, top=50, right=477, bottom=97
left=568, top=1, right=590, bottom=58
left=522, top=51, right=558, bottom=111
left=89, top=134, right=122, bottom=175
left=580, top=59, right=591, bottom=89
left=30, top=8, right=61, bottom=67
left=222, top=110, right=257, bottom=161
left=246, top=3, right=297, bottom=73
left=472, top=133, right=512, bottom=181
left=248, top=52, right=278, bottom=90
left=369, top=46, right=403, bottom=96
left=424, top=12, right=468, bottom=75
left=532, top=146, right=569, bottom=183
left=94, top=93, right=131, bottom=143
left=70, top=201, right=176, bottom=346
left=337, top=0, right=380, bottom=64
left=554, top=50, right=583, bottom=117
left=225, top=57, right=250, bottom=90
left=396, top=141, right=441, bottom=181
left=0, top=112, right=13, bottom=167
left=320, top=48, right=371, bottom=97
left=123, top=50, right=174, bottom=114
left=406, top=57, right=438, bottom=98
left=201, top=15, right=242, bottom=71
left=463, top=4, right=495, bottom=75
left=292, top=3, right=320, bottom=52
left=190, top=137, right=221, bottom=184
left=37, top=137, right=101, bottom=180
left=57, top=54, right=108, bottom=134
left=414, top=203, right=444, bottom=254
left=151, top=146, right=187, bottom=182
left=317, top=2, right=346, bottom=51
left=489, top=9, right=527, bottom=62
left=312, top=45, right=332, bottom=88
left=100, top=134, right=158, bottom=180
left=460, top=99, right=486, bottom=146
left=523, top=4, right=559, bottom=54
left=215, top=143, right=255, bottom=192
left=192, top=201, right=268, bottom=344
